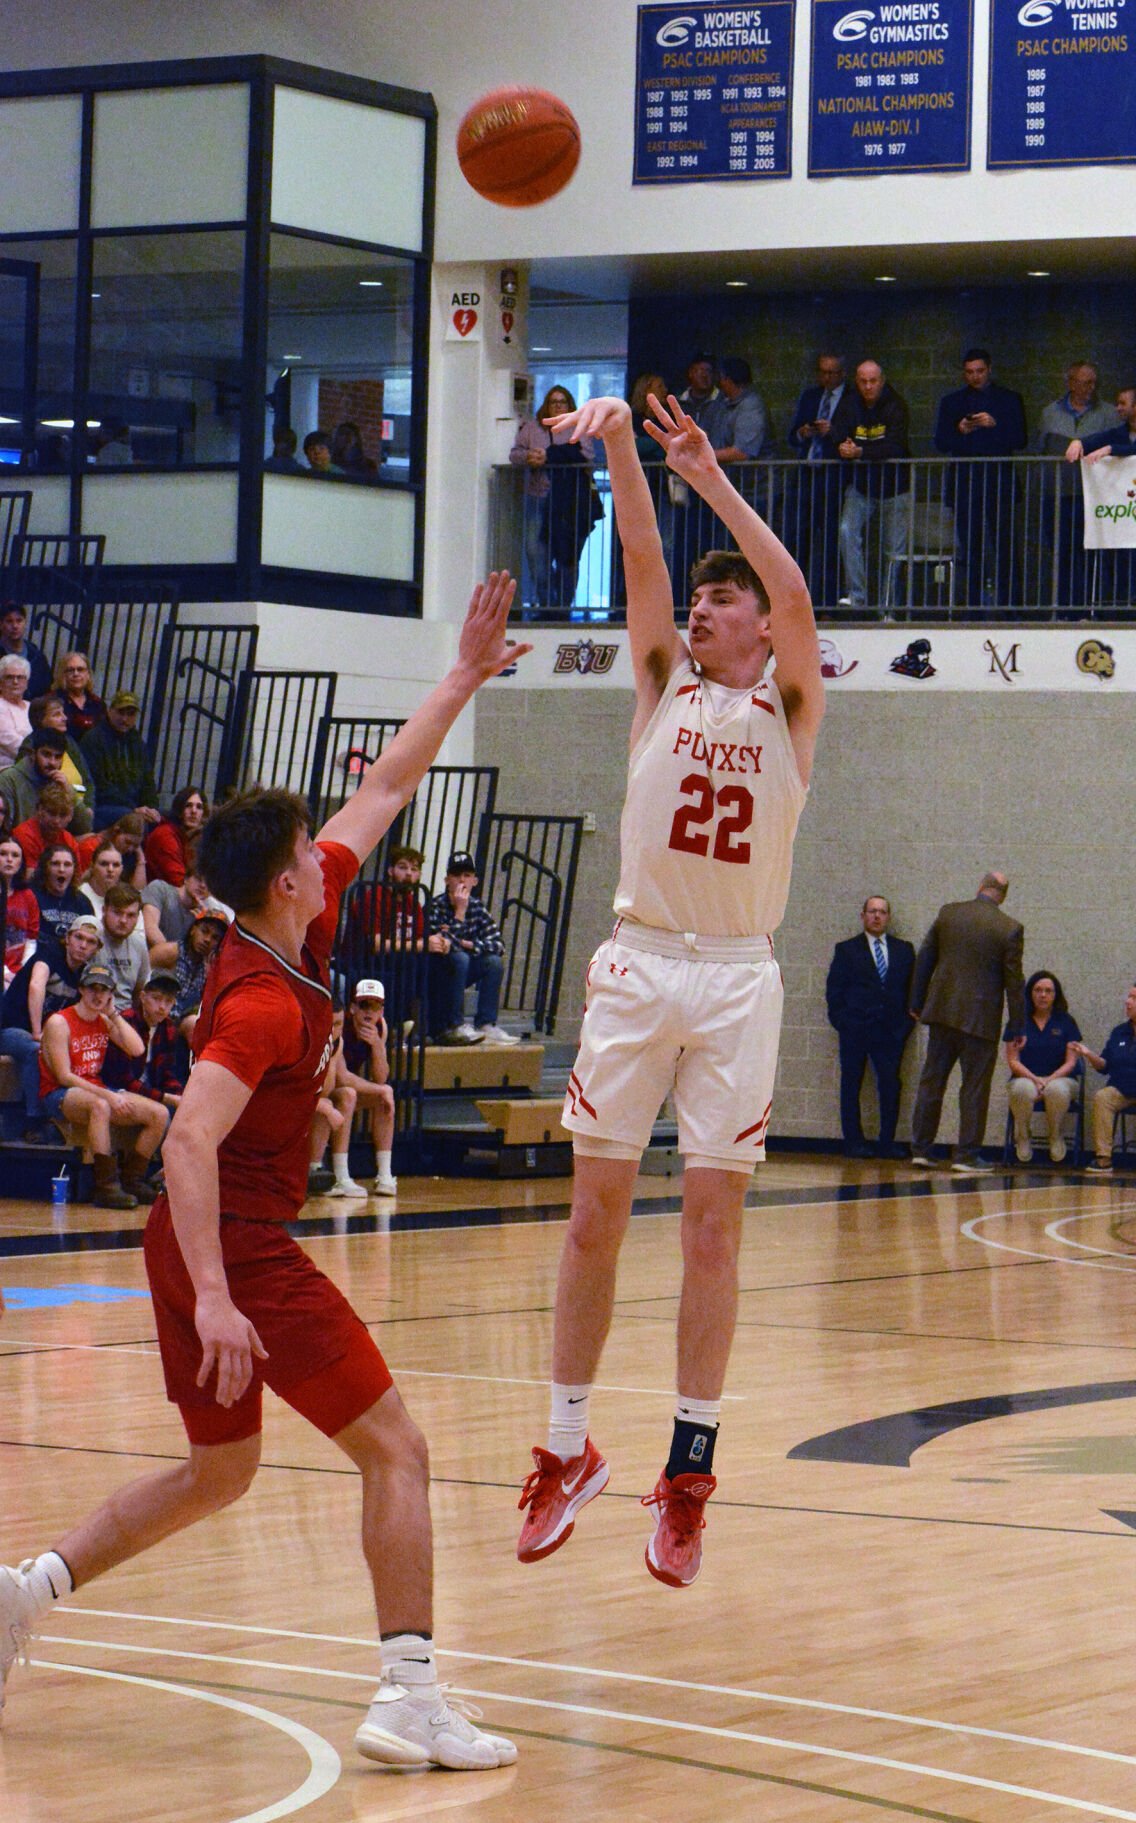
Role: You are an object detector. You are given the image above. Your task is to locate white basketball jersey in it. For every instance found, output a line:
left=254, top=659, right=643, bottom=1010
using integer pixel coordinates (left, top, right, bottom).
left=613, top=656, right=807, bottom=937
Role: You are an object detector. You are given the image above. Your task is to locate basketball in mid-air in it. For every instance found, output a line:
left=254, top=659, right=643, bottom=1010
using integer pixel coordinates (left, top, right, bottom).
left=456, top=87, right=580, bottom=207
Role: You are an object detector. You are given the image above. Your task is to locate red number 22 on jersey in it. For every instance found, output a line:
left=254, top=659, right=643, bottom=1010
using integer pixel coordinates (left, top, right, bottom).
left=667, top=773, right=754, bottom=864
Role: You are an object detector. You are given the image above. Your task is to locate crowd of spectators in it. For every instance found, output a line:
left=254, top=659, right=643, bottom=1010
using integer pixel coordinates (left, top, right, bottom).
left=266, top=419, right=382, bottom=478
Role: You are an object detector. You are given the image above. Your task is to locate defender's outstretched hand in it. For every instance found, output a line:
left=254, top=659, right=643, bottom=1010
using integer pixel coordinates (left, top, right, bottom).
left=457, top=570, right=533, bottom=681
left=642, top=393, right=718, bottom=485
left=544, top=396, right=630, bottom=442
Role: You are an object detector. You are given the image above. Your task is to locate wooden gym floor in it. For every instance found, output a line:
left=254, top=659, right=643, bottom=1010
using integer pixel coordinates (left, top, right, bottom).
left=3, top=1154, right=1136, bottom=1821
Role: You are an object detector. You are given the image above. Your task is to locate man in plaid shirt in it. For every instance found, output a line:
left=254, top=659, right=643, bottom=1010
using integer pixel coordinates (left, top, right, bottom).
left=425, top=850, right=516, bottom=1046
left=103, top=971, right=185, bottom=1112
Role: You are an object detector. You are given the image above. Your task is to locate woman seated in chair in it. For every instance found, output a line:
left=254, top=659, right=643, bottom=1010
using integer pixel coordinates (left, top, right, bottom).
left=1005, top=969, right=1081, bottom=1164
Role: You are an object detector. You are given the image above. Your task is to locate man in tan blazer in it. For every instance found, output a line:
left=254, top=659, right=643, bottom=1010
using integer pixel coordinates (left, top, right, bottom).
left=909, top=871, right=1025, bottom=1173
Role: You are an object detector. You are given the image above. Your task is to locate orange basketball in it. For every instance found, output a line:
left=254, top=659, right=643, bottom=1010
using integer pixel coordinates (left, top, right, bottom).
left=456, top=87, right=580, bottom=207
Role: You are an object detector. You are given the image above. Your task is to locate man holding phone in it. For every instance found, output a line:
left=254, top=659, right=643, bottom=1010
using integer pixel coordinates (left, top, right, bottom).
left=934, top=348, right=1026, bottom=607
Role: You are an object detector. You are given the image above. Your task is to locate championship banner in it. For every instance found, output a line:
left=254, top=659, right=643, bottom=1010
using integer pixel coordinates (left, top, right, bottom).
left=988, top=0, right=1136, bottom=170
left=1081, top=456, right=1136, bottom=548
left=633, top=3, right=795, bottom=184
left=808, top=0, right=973, bottom=176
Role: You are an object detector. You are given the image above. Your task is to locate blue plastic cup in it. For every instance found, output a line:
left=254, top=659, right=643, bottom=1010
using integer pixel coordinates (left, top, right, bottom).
left=51, top=1173, right=69, bottom=1206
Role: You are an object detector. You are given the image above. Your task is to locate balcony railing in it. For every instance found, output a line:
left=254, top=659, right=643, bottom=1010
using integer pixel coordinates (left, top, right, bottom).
left=489, top=455, right=1134, bottom=622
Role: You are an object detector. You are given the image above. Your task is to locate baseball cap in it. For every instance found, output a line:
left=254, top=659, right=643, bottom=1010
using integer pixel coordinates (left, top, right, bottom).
left=145, top=970, right=180, bottom=994
left=80, top=961, right=115, bottom=989
left=447, top=850, right=477, bottom=874
left=109, top=688, right=140, bottom=711
left=193, top=905, right=230, bottom=928
left=68, top=915, right=102, bottom=939
left=354, top=978, right=385, bottom=1001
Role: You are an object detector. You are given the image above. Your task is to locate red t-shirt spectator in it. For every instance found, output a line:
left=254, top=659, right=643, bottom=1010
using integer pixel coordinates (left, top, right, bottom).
left=349, top=881, right=425, bottom=948
left=144, top=819, right=191, bottom=886
left=3, top=885, right=39, bottom=975
left=13, top=819, right=82, bottom=874
left=38, top=1002, right=109, bottom=1097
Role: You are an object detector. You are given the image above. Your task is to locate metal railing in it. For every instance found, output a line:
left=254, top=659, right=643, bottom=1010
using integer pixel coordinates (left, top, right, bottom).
left=148, top=621, right=259, bottom=801
left=477, top=812, right=584, bottom=1034
left=490, top=455, right=1136, bottom=620
left=224, top=668, right=339, bottom=802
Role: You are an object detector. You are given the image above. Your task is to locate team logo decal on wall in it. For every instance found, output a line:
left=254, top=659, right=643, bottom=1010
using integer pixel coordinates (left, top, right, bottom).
left=984, top=639, right=1020, bottom=682
left=818, top=637, right=857, bottom=678
left=889, top=638, right=936, bottom=679
left=1076, top=638, right=1116, bottom=681
left=553, top=639, right=619, bottom=676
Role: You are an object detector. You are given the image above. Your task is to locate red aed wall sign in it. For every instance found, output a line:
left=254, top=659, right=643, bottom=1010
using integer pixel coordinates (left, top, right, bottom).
left=447, top=289, right=482, bottom=340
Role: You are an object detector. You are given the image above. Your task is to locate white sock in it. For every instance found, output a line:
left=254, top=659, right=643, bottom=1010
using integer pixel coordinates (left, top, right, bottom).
left=675, top=1394, right=722, bottom=1429
left=375, top=1150, right=393, bottom=1180
left=381, top=1631, right=436, bottom=1691
left=332, top=1152, right=353, bottom=1186
left=28, top=1551, right=73, bottom=1609
left=548, top=1382, right=591, bottom=1461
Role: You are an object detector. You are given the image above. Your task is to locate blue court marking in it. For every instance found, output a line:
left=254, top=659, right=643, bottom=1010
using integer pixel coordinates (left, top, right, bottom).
left=2, top=1285, right=151, bottom=1309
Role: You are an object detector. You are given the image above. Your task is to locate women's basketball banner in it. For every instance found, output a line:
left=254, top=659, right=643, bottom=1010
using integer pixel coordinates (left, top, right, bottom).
left=988, top=0, right=1136, bottom=169
left=1081, top=457, right=1136, bottom=547
left=808, top=0, right=974, bottom=175
left=634, top=3, right=796, bottom=183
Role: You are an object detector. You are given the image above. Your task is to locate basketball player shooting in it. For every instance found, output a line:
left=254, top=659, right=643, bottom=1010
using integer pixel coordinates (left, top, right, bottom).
left=517, top=393, right=824, bottom=1586
left=1, top=572, right=531, bottom=1772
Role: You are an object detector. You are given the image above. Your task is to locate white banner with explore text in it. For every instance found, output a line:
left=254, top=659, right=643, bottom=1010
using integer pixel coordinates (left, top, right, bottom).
left=1081, top=455, right=1136, bottom=549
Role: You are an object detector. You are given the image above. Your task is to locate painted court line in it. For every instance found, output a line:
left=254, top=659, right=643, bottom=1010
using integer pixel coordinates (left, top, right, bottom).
left=33, top=1634, right=1134, bottom=1819
left=63, top=1610, right=1136, bottom=1770
left=31, top=1656, right=341, bottom=1822
left=961, top=1210, right=1136, bottom=1273
left=393, top=1366, right=745, bottom=1400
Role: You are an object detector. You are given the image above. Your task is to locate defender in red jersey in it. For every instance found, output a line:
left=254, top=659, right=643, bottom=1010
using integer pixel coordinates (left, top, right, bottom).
left=515, top=395, right=824, bottom=1587
left=0, top=573, right=532, bottom=1771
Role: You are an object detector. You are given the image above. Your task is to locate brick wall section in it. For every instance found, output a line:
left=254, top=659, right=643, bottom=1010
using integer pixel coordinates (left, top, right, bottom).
left=316, top=379, right=385, bottom=466
left=476, top=686, right=1134, bottom=1149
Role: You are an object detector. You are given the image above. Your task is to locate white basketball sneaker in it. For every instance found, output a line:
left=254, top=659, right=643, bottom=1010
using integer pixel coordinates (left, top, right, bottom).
left=355, top=1677, right=517, bottom=1769
left=0, top=1562, right=47, bottom=1713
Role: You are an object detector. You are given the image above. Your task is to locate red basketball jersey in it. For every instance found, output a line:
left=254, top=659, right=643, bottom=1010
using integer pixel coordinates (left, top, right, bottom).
left=191, top=840, right=358, bottom=1222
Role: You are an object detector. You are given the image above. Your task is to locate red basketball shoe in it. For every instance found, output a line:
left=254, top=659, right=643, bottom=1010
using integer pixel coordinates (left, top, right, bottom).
left=516, top=1437, right=609, bottom=1562
left=642, top=1470, right=716, bottom=1587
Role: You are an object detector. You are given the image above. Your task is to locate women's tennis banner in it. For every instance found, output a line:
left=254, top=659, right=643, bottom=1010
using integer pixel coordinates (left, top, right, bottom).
left=988, top=0, right=1136, bottom=170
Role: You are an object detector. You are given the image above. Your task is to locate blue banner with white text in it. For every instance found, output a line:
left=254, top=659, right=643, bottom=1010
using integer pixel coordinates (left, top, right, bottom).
left=634, top=3, right=795, bottom=184
left=988, top=0, right=1136, bottom=169
left=808, top=0, right=973, bottom=175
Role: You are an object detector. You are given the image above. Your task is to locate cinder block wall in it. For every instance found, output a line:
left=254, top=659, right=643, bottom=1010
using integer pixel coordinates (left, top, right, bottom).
left=476, top=687, right=1136, bottom=1147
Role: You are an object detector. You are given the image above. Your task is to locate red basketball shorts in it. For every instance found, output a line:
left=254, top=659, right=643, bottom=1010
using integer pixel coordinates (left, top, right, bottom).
left=144, top=1197, right=392, bottom=1446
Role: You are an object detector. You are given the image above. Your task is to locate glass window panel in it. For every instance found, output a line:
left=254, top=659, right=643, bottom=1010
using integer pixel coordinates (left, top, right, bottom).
left=92, top=86, right=249, bottom=229
left=0, top=97, right=82, bottom=234
left=266, top=233, right=418, bottom=482
left=0, top=240, right=77, bottom=472
left=271, top=89, right=424, bottom=253
left=89, top=232, right=244, bottom=467
left=84, top=472, right=239, bottom=565
left=262, top=474, right=415, bottom=580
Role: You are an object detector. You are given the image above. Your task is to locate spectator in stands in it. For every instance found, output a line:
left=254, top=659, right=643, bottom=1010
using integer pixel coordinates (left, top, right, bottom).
left=831, top=359, right=912, bottom=610
left=265, top=427, right=305, bottom=474
left=1005, top=970, right=1082, bottom=1165
left=308, top=1000, right=369, bottom=1199
left=0, top=604, right=52, bottom=699
left=711, top=356, right=770, bottom=469
left=0, top=654, right=32, bottom=768
left=52, top=650, right=105, bottom=741
left=141, top=857, right=209, bottom=963
left=1036, top=361, right=1123, bottom=606
left=427, top=849, right=515, bottom=1046
left=303, top=430, right=333, bottom=473
left=934, top=348, right=1027, bottom=606
left=0, top=836, right=38, bottom=983
left=787, top=353, right=848, bottom=607
left=97, top=881, right=150, bottom=1011
left=90, top=420, right=132, bottom=466
left=2, top=726, right=91, bottom=837
left=344, top=845, right=435, bottom=1037
left=79, top=836, right=124, bottom=915
left=22, top=694, right=96, bottom=825
left=0, top=912, right=101, bottom=1140
left=12, top=779, right=83, bottom=872
left=31, top=843, right=88, bottom=945
left=38, top=959, right=167, bottom=1208
left=101, top=969, right=185, bottom=1112
left=170, top=904, right=229, bottom=1033
left=1067, top=383, right=1136, bottom=463
left=80, top=689, right=160, bottom=828
left=92, top=811, right=149, bottom=887
left=343, top=980, right=398, bottom=1195
left=1072, top=985, right=1136, bottom=1174
left=678, top=353, right=723, bottom=429
left=510, top=385, right=598, bottom=610
left=331, top=420, right=378, bottom=477
left=144, top=785, right=209, bottom=885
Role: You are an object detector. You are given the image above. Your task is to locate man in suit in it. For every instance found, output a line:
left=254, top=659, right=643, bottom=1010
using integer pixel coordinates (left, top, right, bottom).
left=826, top=894, right=915, bottom=1159
left=909, top=870, right=1025, bottom=1174
left=786, top=353, right=847, bottom=607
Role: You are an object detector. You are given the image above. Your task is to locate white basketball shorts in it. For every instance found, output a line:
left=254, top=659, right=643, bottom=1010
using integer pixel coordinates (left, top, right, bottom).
left=561, top=920, right=784, bottom=1174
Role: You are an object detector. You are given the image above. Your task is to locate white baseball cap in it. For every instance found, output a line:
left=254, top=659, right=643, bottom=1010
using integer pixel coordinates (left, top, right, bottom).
left=354, top=979, right=385, bottom=1001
